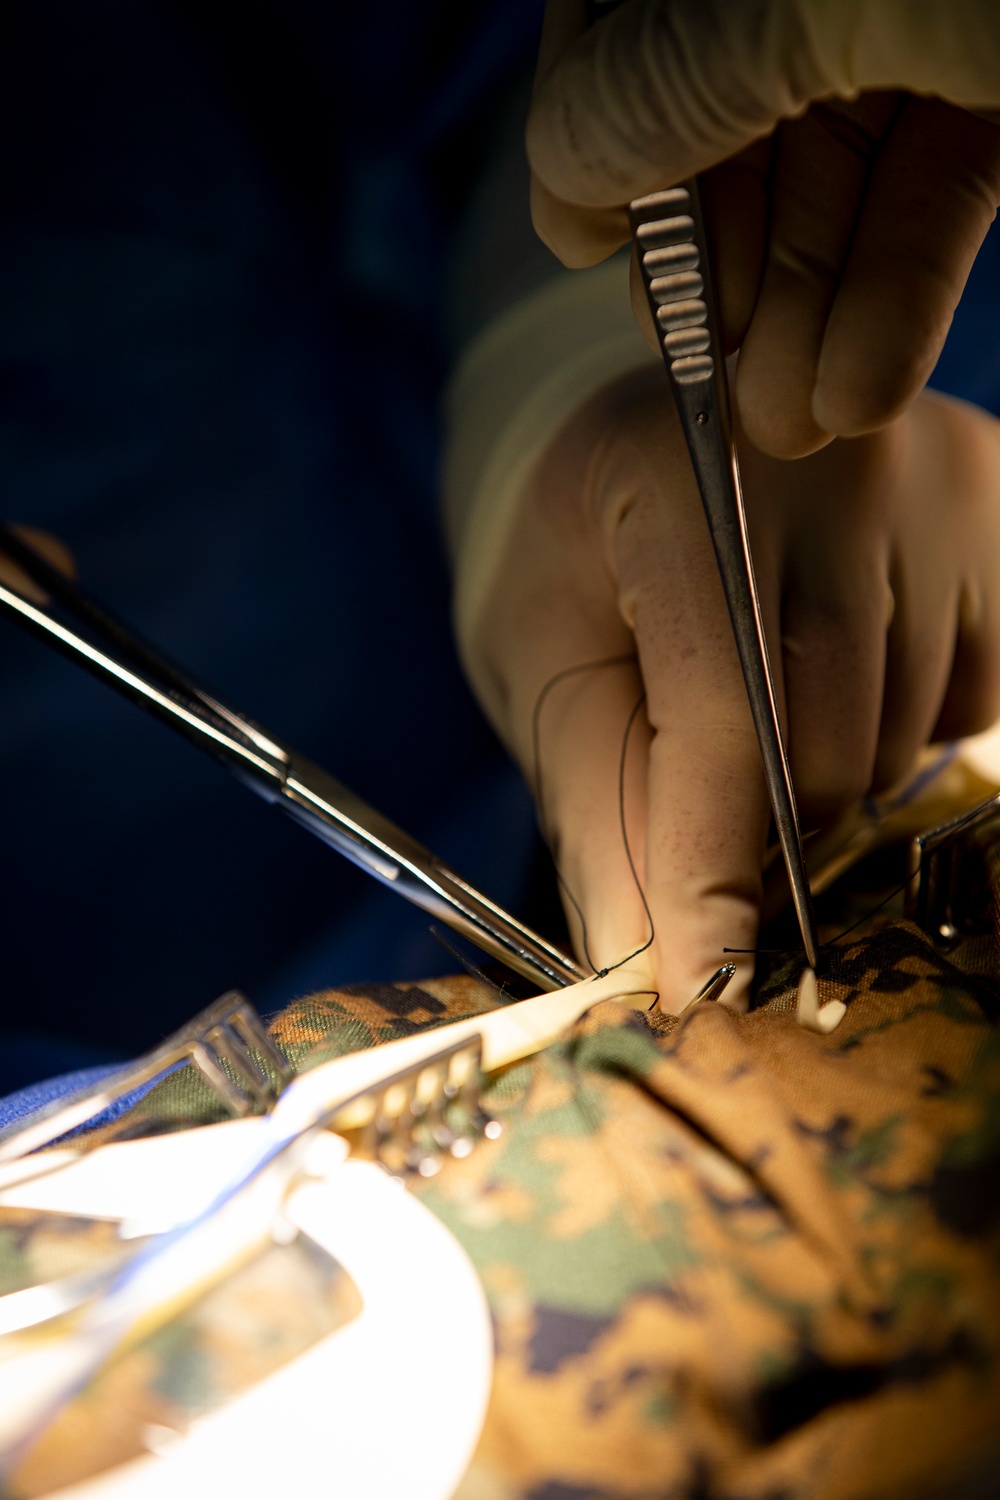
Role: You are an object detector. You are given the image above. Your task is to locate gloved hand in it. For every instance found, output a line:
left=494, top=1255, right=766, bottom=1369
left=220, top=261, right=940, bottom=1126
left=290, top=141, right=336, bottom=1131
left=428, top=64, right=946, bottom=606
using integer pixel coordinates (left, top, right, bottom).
left=527, top=0, right=1000, bottom=458
left=455, top=371, right=1000, bottom=1012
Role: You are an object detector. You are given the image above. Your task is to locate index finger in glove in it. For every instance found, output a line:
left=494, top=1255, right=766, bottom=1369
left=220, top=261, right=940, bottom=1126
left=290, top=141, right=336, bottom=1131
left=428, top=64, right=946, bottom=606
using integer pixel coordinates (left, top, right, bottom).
left=595, top=374, right=773, bottom=1011
left=527, top=0, right=1000, bottom=237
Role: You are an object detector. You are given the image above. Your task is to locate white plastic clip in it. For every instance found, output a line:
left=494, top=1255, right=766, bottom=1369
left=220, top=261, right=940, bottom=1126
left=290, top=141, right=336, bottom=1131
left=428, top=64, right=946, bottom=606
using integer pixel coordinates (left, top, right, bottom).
left=795, top=967, right=846, bottom=1035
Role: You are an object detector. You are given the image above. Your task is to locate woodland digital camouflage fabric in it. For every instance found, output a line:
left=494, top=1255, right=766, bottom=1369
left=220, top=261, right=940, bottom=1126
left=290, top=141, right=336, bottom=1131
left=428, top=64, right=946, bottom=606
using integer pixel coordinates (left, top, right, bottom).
left=5, top=918, right=1000, bottom=1498
left=260, top=927, right=1000, bottom=1500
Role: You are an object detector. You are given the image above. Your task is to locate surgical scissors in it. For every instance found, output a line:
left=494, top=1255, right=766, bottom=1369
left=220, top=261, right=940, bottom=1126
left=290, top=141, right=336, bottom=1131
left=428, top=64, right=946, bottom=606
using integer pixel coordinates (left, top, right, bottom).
left=629, top=185, right=821, bottom=969
left=0, top=524, right=584, bottom=992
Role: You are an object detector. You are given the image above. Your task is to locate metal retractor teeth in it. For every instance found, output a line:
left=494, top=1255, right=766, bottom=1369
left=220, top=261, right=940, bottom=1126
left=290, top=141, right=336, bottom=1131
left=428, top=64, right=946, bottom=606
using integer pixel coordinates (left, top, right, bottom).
left=342, top=1035, right=501, bottom=1179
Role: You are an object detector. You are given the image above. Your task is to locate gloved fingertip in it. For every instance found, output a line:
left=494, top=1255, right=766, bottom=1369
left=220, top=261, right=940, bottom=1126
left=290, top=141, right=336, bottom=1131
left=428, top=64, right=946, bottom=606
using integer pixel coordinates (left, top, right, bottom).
left=814, top=291, right=941, bottom=438
left=529, top=176, right=630, bottom=267
left=737, top=382, right=834, bottom=460
left=811, top=368, right=916, bottom=439
left=734, top=335, right=835, bottom=458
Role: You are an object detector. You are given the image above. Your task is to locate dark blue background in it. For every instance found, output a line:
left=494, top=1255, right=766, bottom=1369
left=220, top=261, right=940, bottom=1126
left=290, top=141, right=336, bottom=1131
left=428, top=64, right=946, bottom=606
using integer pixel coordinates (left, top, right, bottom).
left=0, top=0, right=550, bottom=1088
left=0, top=0, right=997, bottom=1091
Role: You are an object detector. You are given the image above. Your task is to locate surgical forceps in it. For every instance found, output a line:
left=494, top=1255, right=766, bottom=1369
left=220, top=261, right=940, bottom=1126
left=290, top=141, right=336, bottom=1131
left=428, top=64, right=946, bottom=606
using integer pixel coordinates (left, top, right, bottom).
left=629, top=184, right=821, bottom=969
left=584, top=0, right=819, bottom=966
left=0, top=524, right=584, bottom=993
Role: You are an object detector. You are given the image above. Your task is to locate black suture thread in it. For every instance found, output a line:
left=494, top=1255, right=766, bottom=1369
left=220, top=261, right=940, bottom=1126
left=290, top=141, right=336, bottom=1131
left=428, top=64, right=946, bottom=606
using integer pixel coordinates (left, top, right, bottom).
left=530, top=654, right=656, bottom=980
left=722, top=947, right=799, bottom=955
left=598, top=690, right=656, bottom=978
left=531, top=657, right=934, bottom=976
left=428, top=925, right=512, bottom=1001
left=728, top=876, right=917, bottom=954
left=825, top=875, right=914, bottom=944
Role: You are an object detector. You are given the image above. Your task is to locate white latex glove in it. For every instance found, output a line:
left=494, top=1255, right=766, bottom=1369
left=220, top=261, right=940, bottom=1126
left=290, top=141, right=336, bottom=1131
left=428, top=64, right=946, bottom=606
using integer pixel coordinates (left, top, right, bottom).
left=527, top=0, right=1000, bottom=458
left=453, top=358, right=1000, bottom=1013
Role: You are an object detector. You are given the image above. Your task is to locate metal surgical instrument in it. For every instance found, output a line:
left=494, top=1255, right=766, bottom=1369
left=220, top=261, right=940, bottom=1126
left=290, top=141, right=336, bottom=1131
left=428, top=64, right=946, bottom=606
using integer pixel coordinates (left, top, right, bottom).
left=629, top=184, right=821, bottom=970
left=585, top=0, right=820, bottom=965
left=0, top=524, right=584, bottom=992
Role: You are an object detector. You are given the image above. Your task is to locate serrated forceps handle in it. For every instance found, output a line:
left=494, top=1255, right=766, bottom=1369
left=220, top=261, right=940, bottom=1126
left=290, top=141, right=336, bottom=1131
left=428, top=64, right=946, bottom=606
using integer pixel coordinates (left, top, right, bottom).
left=629, top=185, right=820, bottom=969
